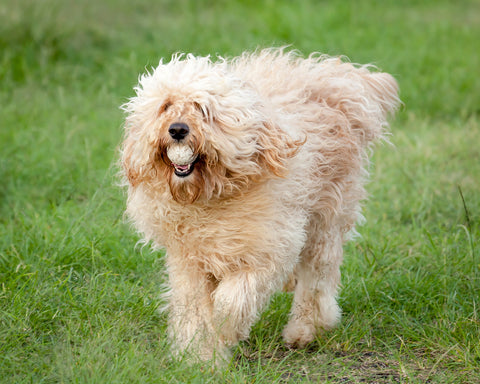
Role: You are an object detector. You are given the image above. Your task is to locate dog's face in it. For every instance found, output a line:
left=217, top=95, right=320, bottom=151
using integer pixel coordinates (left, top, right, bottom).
left=121, top=55, right=298, bottom=204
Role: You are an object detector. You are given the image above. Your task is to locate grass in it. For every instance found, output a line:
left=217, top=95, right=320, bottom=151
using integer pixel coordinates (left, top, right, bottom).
left=1, top=0, right=479, bottom=382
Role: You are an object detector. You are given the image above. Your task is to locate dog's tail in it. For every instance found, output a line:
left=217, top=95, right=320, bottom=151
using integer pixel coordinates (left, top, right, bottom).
left=351, top=68, right=400, bottom=144
left=231, top=49, right=400, bottom=147
left=309, top=57, right=401, bottom=146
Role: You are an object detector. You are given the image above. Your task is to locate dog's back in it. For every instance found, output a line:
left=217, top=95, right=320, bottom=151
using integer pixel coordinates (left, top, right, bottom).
left=231, top=48, right=399, bottom=146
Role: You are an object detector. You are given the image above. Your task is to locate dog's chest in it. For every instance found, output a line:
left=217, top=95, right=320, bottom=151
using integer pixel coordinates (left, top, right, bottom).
left=159, top=196, right=284, bottom=275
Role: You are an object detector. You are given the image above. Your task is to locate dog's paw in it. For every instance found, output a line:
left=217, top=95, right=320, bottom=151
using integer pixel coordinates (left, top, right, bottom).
left=170, top=331, right=232, bottom=368
left=282, top=318, right=316, bottom=349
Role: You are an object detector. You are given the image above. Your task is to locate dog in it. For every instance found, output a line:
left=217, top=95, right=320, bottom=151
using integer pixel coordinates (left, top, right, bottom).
left=120, top=48, right=399, bottom=363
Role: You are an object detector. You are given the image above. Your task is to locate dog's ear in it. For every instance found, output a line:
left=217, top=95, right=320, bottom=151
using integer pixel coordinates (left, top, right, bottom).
left=256, top=121, right=304, bottom=178
left=121, top=128, right=160, bottom=187
left=121, top=134, right=141, bottom=186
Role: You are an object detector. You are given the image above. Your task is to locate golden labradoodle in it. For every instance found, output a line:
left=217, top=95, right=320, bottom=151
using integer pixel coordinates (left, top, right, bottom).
left=120, top=48, right=399, bottom=363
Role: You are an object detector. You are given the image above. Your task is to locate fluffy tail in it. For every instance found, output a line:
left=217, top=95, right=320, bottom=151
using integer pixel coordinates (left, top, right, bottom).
left=232, top=48, right=400, bottom=145
left=309, top=58, right=400, bottom=145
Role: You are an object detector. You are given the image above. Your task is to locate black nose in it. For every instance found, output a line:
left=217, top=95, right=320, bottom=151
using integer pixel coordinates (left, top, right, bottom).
left=168, top=122, right=189, bottom=141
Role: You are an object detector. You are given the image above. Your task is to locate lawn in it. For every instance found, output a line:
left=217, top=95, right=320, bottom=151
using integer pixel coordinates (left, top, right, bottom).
left=1, top=0, right=479, bottom=382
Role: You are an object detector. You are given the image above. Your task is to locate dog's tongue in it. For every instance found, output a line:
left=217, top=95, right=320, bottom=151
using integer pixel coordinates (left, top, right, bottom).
left=173, top=163, right=190, bottom=171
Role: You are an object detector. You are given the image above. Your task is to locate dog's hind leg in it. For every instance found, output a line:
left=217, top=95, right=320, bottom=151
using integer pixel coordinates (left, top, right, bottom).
left=282, top=218, right=343, bottom=348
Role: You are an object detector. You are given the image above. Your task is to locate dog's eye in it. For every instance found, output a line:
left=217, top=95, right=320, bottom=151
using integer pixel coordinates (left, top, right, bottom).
left=160, top=101, right=172, bottom=114
left=194, top=102, right=207, bottom=119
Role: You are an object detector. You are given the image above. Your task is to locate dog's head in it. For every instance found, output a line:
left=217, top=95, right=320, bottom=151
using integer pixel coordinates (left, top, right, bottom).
left=121, top=54, right=299, bottom=204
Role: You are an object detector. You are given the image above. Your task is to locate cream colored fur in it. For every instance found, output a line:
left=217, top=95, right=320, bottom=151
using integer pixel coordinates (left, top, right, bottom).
left=120, top=48, right=399, bottom=364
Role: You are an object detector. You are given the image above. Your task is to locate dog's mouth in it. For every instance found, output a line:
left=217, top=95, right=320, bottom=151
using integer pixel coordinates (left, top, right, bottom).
left=166, top=144, right=198, bottom=178
left=171, top=158, right=197, bottom=177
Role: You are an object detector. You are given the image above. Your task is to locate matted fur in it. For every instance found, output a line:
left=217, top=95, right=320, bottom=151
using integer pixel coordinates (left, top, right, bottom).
left=120, top=48, right=399, bottom=363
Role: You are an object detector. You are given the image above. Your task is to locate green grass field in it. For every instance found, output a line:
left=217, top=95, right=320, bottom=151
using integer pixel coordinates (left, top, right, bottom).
left=1, top=0, right=479, bottom=382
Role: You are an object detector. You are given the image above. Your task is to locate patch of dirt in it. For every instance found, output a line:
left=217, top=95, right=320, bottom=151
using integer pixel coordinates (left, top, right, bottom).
left=236, top=345, right=475, bottom=383
left=322, top=351, right=407, bottom=383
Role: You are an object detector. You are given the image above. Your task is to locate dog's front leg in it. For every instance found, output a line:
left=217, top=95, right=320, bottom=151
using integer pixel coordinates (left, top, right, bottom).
left=212, top=269, right=280, bottom=346
left=167, top=267, right=227, bottom=362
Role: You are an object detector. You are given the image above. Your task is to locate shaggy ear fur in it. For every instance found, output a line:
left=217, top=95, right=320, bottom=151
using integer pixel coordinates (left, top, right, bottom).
left=121, top=132, right=146, bottom=187
left=256, top=120, right=303, bottom=178
left=197, top=78, right=302, bottom=183
left=121, top=123, right=161, bottom=187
